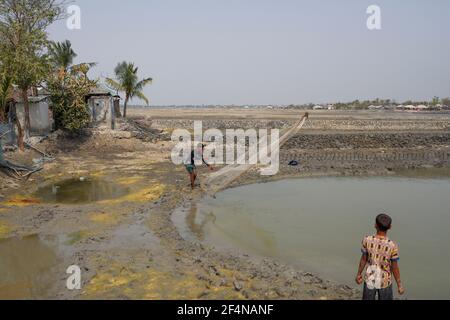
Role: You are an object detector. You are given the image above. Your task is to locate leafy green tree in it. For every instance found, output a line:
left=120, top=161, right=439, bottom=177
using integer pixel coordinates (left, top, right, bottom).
left=47, top=63, right=97, bottom=133
left=106, top=61, right=152, bottom=118
left=0, top=0, right=64, bottom=141
left=15, top=45, right=51, bottom=138
left=0, top=74, right=12, bottom=123
left=48, top=40, right=78, bottom=72
left=442, top=98, right=450, bottom=107
left=431, top=96, right=440, bottom=106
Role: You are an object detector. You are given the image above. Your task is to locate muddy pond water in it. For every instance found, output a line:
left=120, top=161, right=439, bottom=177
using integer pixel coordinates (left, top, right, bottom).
left=0, top=235, right=59, bottom=299
left=182, top=175, right=450, bottom=300
left=34, top=178, right=130, bottom=204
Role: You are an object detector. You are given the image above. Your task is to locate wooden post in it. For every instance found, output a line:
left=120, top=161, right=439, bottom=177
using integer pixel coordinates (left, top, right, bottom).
left=21, top=89, right=31, bottom=138
left=8, top=103, right=16, bottom=145
left=114, top=97, right=122, bottom=118
left=91, top=99, right=96, bottom=123
left=111, top=96, right=115, bottom=130
left=0, top=136, right=4, bottom=163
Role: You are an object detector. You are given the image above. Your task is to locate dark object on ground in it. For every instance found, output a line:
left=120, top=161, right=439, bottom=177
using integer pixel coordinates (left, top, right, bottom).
left=0, top=140, right=42, bottom=179
left=124, top=118, right=171, bottom=142
left=288, top=160, right=299, bottom=166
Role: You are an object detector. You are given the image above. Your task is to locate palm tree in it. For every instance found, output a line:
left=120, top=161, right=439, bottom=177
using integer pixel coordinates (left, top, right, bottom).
left=48, top=40, right=77, bottom=71
left=106, top=61, right=152, bottom=118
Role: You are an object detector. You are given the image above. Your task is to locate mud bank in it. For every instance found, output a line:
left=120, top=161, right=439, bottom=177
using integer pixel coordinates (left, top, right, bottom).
left=149, top=118, right=450, bottom=132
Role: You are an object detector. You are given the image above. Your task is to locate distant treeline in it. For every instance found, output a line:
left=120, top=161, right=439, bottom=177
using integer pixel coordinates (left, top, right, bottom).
left=287, top=97, right=450, bottom=110
left=127, top=97, right=450, bottom=110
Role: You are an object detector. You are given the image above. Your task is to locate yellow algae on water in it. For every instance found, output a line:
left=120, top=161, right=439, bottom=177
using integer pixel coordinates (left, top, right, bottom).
left=115, top=176, right=144, bottom=186
left=0, top=221, right=11, bottom=238
left=142, top=270, right=208, bottom=300
left=85, top=266, right=205, bottom=300
left=123, top=184, right=166, bottom=202
left=99, top=184, right=166, bottom=205
left=3, top=195, right=41, bottom=207
left=84, top=264, right=143, bottom=297
left=65, top=230, right=92, bottom=245
left=89, top=212, right=119, bottom=225
left=84, top=262, right=245, bottom=300
left=89, top=171, right=105, bottom=178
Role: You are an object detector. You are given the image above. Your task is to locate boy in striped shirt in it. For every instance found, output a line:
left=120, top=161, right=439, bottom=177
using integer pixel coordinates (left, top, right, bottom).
left=356, top=214, right=405, bottom=300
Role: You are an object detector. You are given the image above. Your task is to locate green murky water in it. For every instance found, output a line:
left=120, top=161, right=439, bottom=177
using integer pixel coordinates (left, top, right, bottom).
left=34, top=178, right=130, bottom=204
left=190, top=176, right=450, bottom=300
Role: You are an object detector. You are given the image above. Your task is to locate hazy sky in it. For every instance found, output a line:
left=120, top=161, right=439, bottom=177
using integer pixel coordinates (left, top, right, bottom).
left=48, top=0, right=450, bottom=105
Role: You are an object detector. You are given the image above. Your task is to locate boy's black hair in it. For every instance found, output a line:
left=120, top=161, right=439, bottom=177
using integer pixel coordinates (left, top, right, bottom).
left=376, top=214, right=392, bottom=232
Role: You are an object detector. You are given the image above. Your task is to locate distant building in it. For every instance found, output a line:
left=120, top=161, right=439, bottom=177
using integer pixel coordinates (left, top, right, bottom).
left=398, top=104, right=430, bottom=111
left=13, top=92, right=52, bottom=136
left=4, top=85, right=119, bottom=138
left=313, top=105, right=325, bottom=110
left=86, top=87, right=114, bottom=123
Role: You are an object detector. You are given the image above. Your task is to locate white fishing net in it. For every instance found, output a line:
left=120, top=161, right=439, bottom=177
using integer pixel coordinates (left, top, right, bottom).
left=202, top=113, right=309, bottom=195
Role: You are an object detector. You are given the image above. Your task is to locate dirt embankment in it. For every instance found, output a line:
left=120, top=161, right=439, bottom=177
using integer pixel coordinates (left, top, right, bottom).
left=149, top=118, right=450, bottom=132
left=1, top=110, right=449, bottom=300
left=279, top=131, right=450, bottom=175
